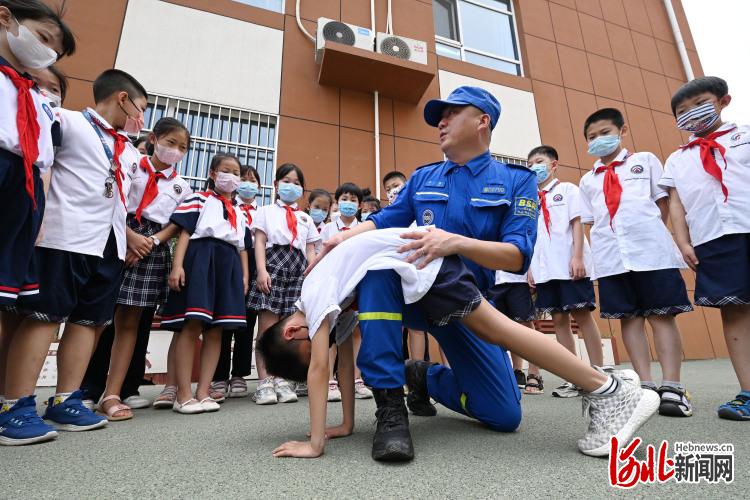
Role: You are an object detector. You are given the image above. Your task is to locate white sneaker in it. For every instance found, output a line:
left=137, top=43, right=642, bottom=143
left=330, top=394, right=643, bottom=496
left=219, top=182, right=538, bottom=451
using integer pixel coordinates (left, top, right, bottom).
left=354, top=378, right=373, bottom=399
left=123, top=395, right=150, bottom=409
left=199, top=397, right=221, bottom=412
left=274, top=378, right=298, bottom=403
left=172, top=398, right=205, bottom=414
left=254, top=377, right=278, bottom=405
left=551, top=382, right=581, bottom=398
left=327, top=380, right=342, bottom=402
left=295, top=382, right=308, bottom=397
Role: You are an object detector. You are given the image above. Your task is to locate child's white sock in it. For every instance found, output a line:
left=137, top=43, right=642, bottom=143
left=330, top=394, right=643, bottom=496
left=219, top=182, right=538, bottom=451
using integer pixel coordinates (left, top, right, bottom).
left=1, top=399, right=18, bottom=413
left=591, top=375, right=619, bottom=395
left=662, top=380, right=684, bottom=392
left=52, top=392, right=73, bottom=405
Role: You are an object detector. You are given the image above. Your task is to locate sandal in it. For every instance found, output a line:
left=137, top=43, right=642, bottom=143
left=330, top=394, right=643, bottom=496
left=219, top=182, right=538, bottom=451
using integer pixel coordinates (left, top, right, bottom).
left=153, top=385, right=178, bottom=409
left=208, top=381, right=228, bottom=403
left=524, top=374, right=544, bottom=395
left=98, top=395, right=133, bottom=421
left=228, top=377, right=249, bottom=398
left=514, top=369, right=526, bottom=389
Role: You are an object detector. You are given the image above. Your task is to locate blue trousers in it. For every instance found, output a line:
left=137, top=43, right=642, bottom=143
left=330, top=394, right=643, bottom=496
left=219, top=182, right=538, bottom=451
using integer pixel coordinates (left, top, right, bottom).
left=356, top=270, right=522, bottom=431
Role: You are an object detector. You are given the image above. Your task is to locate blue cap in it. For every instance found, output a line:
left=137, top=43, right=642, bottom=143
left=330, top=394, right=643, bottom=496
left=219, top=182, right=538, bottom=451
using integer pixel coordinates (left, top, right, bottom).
left=424, top=86, right=502, bottom=129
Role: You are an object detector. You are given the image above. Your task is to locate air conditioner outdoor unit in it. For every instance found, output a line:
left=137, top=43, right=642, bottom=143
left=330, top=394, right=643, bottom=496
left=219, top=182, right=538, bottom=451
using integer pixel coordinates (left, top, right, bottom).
left=316, top=18, right=375, bottom=63
left=375, top=32, right=428, bottom=65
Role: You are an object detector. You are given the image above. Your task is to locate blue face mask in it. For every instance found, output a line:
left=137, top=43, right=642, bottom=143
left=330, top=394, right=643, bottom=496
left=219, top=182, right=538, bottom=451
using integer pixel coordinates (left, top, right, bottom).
left=587, top=135, right=621, bottom=157
left=360, top=211, right=371, bottom=221
left=530, top=164, right=550, bottom=184
left=278, top=182, right=303, bottom=203
left=237, top=181, right=259, bottom=199
left=310, top=208, right=327, bottom=224
left=339, top=200, right=359, bottom=218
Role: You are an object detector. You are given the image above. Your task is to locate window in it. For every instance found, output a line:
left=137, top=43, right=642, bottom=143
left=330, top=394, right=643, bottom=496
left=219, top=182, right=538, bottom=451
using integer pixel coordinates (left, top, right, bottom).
left=232, top=0, right=284, bottom=14
left=491, top=154, right=528, bottom=167
left=433, top=0, right=522, bottom=76
left=141, top=94, right=279, bottom=205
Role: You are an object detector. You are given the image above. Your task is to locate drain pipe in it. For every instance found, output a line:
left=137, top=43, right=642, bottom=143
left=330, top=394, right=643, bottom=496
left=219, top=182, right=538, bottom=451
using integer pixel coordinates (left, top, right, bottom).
left=663, top=0, right=694, bottom=81
left=372, top=0, right=381, bottom=199
left=296, top=0, right=315, bottom=43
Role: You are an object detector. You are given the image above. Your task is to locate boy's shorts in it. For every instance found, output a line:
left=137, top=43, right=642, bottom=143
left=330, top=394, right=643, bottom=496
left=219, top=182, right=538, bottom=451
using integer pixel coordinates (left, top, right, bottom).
left=416, top=256, right=483, bottom=326
left=17, top=231, right=124, bottom=327
left=598, top=268, right=692, bottom=319
left=694, top=233, right=750, bottom=307
left=535, top=278, right=596, bottom=315
left=486, top=282, right=534, bottom=322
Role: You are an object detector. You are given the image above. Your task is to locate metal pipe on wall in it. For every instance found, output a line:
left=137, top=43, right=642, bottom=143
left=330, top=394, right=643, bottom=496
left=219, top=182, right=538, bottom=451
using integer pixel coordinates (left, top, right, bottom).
left=296, top=0, right=315, bottom=43
left=663, top=0, right=694, bottom=81
left=372, top=0, right=382, bottom=199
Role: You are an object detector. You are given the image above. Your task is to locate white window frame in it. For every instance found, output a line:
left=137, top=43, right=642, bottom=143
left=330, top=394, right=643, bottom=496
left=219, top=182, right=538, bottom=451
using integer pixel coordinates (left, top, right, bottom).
left=491, top=153, right=528, bottom=167
left=434, top=0, right=524, bottom=76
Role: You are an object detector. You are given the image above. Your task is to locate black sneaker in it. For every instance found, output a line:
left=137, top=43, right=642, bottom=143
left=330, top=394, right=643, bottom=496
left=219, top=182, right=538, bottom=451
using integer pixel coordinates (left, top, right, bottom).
left=371, top=388, right=414, bottom=462
left=405, top=360, right=437, bottom=417
left=657, top=385, right=693, bottom=417
left=514, top=369, right=526, bottom=389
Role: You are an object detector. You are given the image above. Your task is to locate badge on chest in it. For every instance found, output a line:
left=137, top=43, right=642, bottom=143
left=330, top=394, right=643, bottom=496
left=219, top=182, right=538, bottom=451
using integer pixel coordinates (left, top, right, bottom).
left=422, top=209, right=434, bottom=225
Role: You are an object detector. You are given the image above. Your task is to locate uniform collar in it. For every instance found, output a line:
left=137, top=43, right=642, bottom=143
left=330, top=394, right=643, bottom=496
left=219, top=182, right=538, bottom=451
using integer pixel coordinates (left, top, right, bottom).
left=142, top=156, right=176, bottom=178
left=541, top=178, right=560, bottom=193
left=211, top=189, right=238, bottom=206
left=0, top=55, right=32, bottom=81
left=241, top=199, right=257, bottom=209
left=593, top=148, right=629, bottom=171
left=688, top=122, right=737, bottom=142
left=276, top=199, right=298, bottom=209
left=336, top=217, right=357, bottom=230
left=444, top=151, right=493, bottom=177
left=85, top=107, right=129, bottom=138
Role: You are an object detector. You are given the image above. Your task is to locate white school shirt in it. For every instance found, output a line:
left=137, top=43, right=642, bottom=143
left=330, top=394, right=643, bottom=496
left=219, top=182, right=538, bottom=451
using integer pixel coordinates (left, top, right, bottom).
left=578, top=149, right=685, bottom=279
left=172, top=191, right=246, bottom=251
left=38, top=108, right=138, bottom=260
left=659, top=122, right=750, bottom=247
left=495, top=270, right=528, bottom=285
left=0, top=62, right=57, bottom=172
left=319, top=217, right=360, bottom=242
left=530, top=179, right=593, bottom=284
left=126, top=156, right=192, bottom=226
left=251, top=200, right=320, bottom=252
left=296, top=228, right=443, bottom=341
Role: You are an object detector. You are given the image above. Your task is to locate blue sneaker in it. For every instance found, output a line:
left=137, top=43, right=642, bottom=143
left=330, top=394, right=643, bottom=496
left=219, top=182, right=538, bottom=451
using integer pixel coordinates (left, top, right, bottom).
left=44, top=390, right=108, bottom=431
left=0, top=396, right=58, bottom=446
left=718, top=392, right=750, bottom=421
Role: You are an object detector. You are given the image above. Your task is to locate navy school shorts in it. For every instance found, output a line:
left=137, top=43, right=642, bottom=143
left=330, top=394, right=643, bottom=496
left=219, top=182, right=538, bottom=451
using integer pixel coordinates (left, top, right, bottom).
left=535, top=278, right=596, bottom=315
left=486, top=282, right=534, bottom=322
left=597, top=268, right=692, bottom=319
left=693, top=233, right=750, bottom=307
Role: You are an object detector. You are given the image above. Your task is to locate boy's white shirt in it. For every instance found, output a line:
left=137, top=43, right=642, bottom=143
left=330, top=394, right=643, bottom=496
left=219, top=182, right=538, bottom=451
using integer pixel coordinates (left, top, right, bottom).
left=660, top=122, right=750, bottom=247
left=296, top=228, right=443, bottom=341
left=578, top=149, right=686, bottom=279
left=320, top=217, right=359, bottom=243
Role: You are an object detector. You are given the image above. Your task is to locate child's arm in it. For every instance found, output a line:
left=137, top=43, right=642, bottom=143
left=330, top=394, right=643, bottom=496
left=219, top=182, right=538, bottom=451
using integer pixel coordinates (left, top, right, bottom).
left=305, top=242, right=316, bottom=265
left=254, top=230, right=271, bottom=294
left=168, top=230, right=191, bottom=291
left=240, top=249, right=249, bottom=295
left=656, top=197, right=670, bottom=225
left=666, top=187, right=699, bottom=271
left=332, top=335, right=355, bottom=438
left=152, top=222, right=180, bottom=247
left=273, top=318, right=331, bottom=458
left=569, top=217, right=586, bottom=280
left=126, top=226, right=154, bottom=258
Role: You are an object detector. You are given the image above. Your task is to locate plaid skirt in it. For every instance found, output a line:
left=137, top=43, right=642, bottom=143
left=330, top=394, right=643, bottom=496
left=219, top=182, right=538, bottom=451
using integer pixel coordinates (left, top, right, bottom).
left=117, top=215, right=171, bottom=307
left=247, top=245, right=305, bottom=315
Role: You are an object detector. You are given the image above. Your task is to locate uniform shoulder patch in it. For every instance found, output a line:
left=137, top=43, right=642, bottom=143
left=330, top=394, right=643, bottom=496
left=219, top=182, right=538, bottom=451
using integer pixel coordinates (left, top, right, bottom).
left=514, top=197, right=538, bottom=219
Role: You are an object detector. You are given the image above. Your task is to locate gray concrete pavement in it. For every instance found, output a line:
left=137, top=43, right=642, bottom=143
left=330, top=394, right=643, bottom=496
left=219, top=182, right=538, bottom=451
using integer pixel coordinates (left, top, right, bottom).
left=0, top=359, right=745, bottom=498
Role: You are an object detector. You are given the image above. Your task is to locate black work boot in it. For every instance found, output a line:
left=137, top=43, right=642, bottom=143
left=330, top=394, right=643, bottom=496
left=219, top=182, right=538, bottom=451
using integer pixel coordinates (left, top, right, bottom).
left=406, top=360, right=437, bottom=417
left=371, top=388, right=414, bottom=462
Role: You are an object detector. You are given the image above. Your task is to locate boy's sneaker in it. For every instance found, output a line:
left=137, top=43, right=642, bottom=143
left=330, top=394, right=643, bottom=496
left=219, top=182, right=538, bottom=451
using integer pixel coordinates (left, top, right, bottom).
left=123, top=395, right=150, bottom=409
left=43, top=390, right=108, bottom=432
left=551, top=382, right=581, bottom=398
left=405, top=360, right=437, bottom=416
left=0, top=396, right=58, bottom=446
left=514, top=369, right=526, bottom=389
left=228, top=377, right=249, bottom=398
left=295, top=382, right=308, bottom=397
left=254, top=377, right=277, bottom=405
left=578, top=376, right=660, bottom=457
left=355, top=378, right=373, bottom=399
left=717, top=392, right=750, bottom=421
left=328, top=380, right=342, bottom=402
left=274, top=378, right=298, bottom=403
left=657, top=386, right=693, bottom=417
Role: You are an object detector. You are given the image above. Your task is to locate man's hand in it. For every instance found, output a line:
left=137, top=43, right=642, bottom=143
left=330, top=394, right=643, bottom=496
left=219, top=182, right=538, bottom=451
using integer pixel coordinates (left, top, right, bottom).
left=305, top=232, right=346, bottom=275
left=272, top=440, right=323, bottom=458
left=127, top=232, right=154, bottom=258
left=678, top=243, right=699, bottom=271
left=168, top=267, right=185, bottom=292
left=307, top=424, right=353, bottom=440
left=569, top=255, right=586, bottom=280
left=256, top=269, right=272, bottom=294
left=398, top=227, right=462, bottom=269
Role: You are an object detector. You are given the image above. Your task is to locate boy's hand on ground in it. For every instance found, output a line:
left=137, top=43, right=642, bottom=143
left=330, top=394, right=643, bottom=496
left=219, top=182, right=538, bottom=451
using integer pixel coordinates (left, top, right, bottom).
left=168, top=267, right=185, bottom=291
left=399, top=227, right=460, bottom=269
left=678, top=243, right=699, bottom=271
left=569, top=256, right=586, bottom=280
left=307, top=424, right=353, bottom=440
left=272, top=440, right=323, bottom=458
left=257, top=269, right=272, bottom=294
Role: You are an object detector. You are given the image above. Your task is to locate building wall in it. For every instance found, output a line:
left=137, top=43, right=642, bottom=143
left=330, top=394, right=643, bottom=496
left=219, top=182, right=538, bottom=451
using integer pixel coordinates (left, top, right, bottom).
left=46, top=0, right=726, bottom=361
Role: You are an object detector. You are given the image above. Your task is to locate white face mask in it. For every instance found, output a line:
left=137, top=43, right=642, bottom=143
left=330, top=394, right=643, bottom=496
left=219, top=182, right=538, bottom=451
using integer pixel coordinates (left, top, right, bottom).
left=5, top=17, right=57, bottom=70
left=39, top=88, right=61, bottom=108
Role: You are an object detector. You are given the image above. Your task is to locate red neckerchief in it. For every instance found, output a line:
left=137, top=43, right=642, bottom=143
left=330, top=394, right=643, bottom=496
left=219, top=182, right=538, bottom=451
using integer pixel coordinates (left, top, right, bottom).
left=240, top=202, right=256, bottom=225
left=135, top=156, right=176, bottom=223
left=277, top=200, right=299, bottom=247
left=88, top=112, right=127, bottom=204
left=680, top=127, right=735, bottom=202
left=0, top=65, right=40, bottom=209
left=594, top=153, right=629, bottom=227
left=211, top=191, right=237, bottom=230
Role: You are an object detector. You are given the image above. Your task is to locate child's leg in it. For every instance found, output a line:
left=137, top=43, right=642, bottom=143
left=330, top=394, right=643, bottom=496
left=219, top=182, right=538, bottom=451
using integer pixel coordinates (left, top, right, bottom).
left=646, top=315, right=683, bottom=383
left=570, top=309, right=604, bottom=367
left=55, top=323, right=100, bottom=393
left=174, top=320, right=203, bottom=402
left=721, top=305, right=750, bottom=391
left=408, top=330, right=426, bottom=361
left=255, top=310, right=278, bottom=380
left=0, top=312, right=22, bottom=395
left=196, top=327, right=222, bottom=400
left=328, top=344, right=338, bottom=380
left=165, top=332, right=178, bottom=388
left=620, top=317, right=653, bottom=383
left=121, top=306, right=156, bottom=399
left=552, top=312, right=577, bottom=355
left=4, top=319, right=58, bottom=399
left=213, top=330, right=233, bottom=383
left=352, top=327, right=363, bottom=379
left=103, top=306, right=143, bottom=401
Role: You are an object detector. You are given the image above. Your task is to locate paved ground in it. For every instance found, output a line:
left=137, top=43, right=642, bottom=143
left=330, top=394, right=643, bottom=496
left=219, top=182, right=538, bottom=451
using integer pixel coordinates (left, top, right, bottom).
left=0, top=359, right=745, bottom=498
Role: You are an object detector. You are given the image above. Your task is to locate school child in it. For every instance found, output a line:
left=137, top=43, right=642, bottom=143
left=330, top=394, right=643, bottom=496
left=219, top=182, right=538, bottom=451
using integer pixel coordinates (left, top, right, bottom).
left=579, top=108, right=694, bottom=417
left=383, top=171, right=407, bottom=205
left=488, top=271, right=543, bottom=395
left=0, top=0, right=76, bottom=445
left=97, top=117, right=192, bottom=420
left=28, top=64, right=66, bottom=108
left=526, top=145, right=606, bottom=398
left=257, top=228, right=659, bottom=458
left=308, top=188, right=332, bottom=258
left=209, top=164, right=261, bottom=401
left=360, top=190, right=381, bottom=221
left=661, top=76, right=750, bottom=421
left=133, top=136, right=149, bottom=155
left=247, top=163, right=320, bottom=405
left=161, top=153, right=249, bottom=414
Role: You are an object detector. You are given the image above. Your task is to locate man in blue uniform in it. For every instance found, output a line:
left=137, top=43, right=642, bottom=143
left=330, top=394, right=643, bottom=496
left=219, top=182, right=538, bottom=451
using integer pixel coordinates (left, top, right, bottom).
left=314, top=86, right=538, bottom=461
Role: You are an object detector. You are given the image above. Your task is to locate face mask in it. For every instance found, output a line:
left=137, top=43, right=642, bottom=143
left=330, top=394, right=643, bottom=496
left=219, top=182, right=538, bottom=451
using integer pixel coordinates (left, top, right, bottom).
left=676, top=102, right=721, bottom=134
left=361, top=211, right=371, bottom=221
left=339, top=200, right=358, bottom=218
left=587, top=135, right=621, bottom=157
left=530, top=164, right=550, bottom=184
left=387, top=185, right=404, bottom=203
left=330, top=211, right=341, bottom=220
left=153, top=141, right=185, bottom=165
left=310, top=208, right=327, bottom=224
left=5, top=17, right=57, bottom=70
left=120, top=97, right=144, bottom=134
left=40, top=89, right=61, bottom=108
left=214, top=172, right=240, bottom=193
left=278, top=182, right=303, bottom=203
left=237, top=181, right=259, bottom=199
